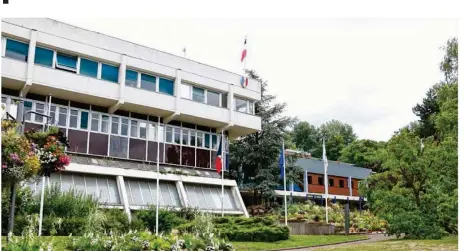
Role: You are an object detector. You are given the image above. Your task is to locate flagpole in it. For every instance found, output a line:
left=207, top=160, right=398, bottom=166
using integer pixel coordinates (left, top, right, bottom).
left=283, top=140, right=287, bottom=226
left=155, top=116, right=161, bottom=236
left=323, top=139, right=329, bottom=224
left=221, top=131, right=225, bottom=217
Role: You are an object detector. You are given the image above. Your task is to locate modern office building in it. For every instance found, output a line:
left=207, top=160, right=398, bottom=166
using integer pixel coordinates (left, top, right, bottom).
left=1, top=18, right=262, bottom=218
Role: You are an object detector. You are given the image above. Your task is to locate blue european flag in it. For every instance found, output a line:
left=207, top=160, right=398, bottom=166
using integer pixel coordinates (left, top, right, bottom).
left=279, top=146, right=285, bottom=179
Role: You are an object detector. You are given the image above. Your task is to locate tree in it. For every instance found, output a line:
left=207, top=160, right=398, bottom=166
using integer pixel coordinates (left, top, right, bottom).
left=228, top=70, right=302, bottom=205
left=339, top=139, right=384, bottom=171
left=290, top=121, right=318, bottom=152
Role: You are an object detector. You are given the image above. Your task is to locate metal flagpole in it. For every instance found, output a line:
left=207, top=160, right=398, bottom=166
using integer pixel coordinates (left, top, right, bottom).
left=221, top=131, right=225, bottom=217
left=283, top=140, right=287, bottom=226
left=323, top=139, right=329, bottom=224
left=155, top=116, right=161, bottom=235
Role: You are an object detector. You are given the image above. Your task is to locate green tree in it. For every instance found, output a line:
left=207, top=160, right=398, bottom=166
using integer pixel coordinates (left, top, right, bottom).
left=339, top=139, right=384, bottom=171
left=229, top=70, right=302, bottom=205
left=290, top=121, right=318, bottom=152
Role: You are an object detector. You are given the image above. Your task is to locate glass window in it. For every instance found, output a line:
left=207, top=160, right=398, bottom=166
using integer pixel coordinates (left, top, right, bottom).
left=69, top=109, right=78, bottom=128
left=80, top=58, right=98, bottom=78
left=101, top=115, right=109, bottom=133
left=329, top=178, right=334, bottom=187
left=248, top=102, right=254, bottom=114
left=192, top=87, right=205, bottom=103
left=139, top=122, right=147, bottom=139
left=182, top=129, right=189, bottom=145
left=196, top=132, right=203, bottom=147
left=308, top=176, right=313, bottom=184
left=111, top=117, right=119, bottom=134
left=58, top=107, right=67, bottom=127
left=221, top=93, right=228, bottom=108
left=174, top=128, right=181, bottom=144
left=91, top=113, right=99, bottom=131
left=34, top=103, right=45, bottom=123
left=56, top=53, right=77, bottom=71
left=24, top=101, right=32, bottom=121
left=159, top=78, right=174, bottom=95
left=235, top=98, right=247, bottom=113
left=126, top=70, right=138, bottom=88
left=80, top=111, right=89, bottom=129
left=130, top=120, right=138, bottom=137
left=101, top=64, right=119, bottom=83
left=318, top=176, right=324, bottom=185
left=141, top=73, right=156, bottom=92
left=165, top=127, right=173, bottom=143
left=158, top=124, right=164, bottom=142
left=49, top=105, right=57, bottom=125
left=190, top=131, right=196, bottom=146
left=121, top=118, right=129, bottom=136
left=148, top=123, right=156, bottom=141
left=207, top=91, right=220, bottom=107
left=204, top=133, right=210, bottom=148
left=339, top=180, right=344, bottom=188
left=212, top=134, right=217, bottom=149
left=5, top=39, right=29, bottom=61
left=180, top=84, right=191, bottom=99
left=34, top=47, right=53, bottom=67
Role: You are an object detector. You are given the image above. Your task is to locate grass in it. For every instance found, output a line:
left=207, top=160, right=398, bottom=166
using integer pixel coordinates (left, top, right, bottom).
left=319, top=235, right=458, bottom=251
left=1, top=236, right=71, bottom=250
left=231, top=235, right=368, bottom=251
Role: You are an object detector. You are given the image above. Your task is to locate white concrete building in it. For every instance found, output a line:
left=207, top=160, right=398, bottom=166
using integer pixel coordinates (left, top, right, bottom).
left=1, top=18, right=261, bottom=217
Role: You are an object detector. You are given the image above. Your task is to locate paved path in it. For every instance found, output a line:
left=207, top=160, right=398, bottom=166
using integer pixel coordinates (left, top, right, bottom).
left=283, top=234, right=397, bottom=251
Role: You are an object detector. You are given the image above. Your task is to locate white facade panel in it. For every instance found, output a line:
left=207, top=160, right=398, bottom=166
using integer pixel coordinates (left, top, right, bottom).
left=233, top=111, right=261, bottom=131
left=124, top=87, right=176, bottom=111
left=178, top=98, right=229, bottom=123
left=2, top=57, right=27, bottom=81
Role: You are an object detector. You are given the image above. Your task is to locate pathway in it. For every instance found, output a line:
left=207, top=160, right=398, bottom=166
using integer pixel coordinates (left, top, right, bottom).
left=283, top=234, right=397, bottom=251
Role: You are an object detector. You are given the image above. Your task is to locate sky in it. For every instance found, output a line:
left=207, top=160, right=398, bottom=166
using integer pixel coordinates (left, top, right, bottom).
left=58, top=18, right=458, bottom=142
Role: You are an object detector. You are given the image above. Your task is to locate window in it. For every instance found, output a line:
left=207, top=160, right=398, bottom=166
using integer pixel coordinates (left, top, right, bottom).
left=204, top=133, right=210, bottom=148
left=351, top=181, right=355, bottom=189
left=126, top=70, right=138, bottom=88
left=80, top=58, right=98, bottom=78
left=207, top=91, right=220, bottom=107
left=101, top=64, right=119, bottom=83
left=130, top=120, right=138, bottom=137
left=111, top=117, right=119, bottom=134
left=24, top=101, right=32, bottom=121
left=5, top=39, right=29, bottom=61
left=248, top=101, right=254, bottom=114
left=159, top=78, right=174, bottom=95
left=34, top=47, right=53, bottom=67
left=101, top=115, right=109, bottom=133
left=165, top=127, right=173, bottom=143
left=158, top=125, right=164, bottom=142
left=192, top=87, right=205, bottom=102
left=221, top=93, right=228, bottom=108
left=56, top=53, right=77, bottom=72
left=212, top=134, right=217, bottom=149
left=80, top=111, right=89, bottom=129
left=329, top=178, right=334, bottom=187
left=141, top=73, right=156, bottom=91
left=121, top=118, right=129, bottom=136
left=190, top=131, right=196, bottom=146
left=308, top=175, right=313, bottom=184
left=34, top=103, right=45, bottom=123
left=58, top=107, right=67, bottom=127
left=139, top=122, right=147, bottom=139
left=174, top=128, right=181, bottom=144
left=318, top=176, right=324, bottom=185
left=49, top=105, right=57, bottom=125
left=196, top=131, right=203, bottom=147
left=339, top=180, right=345, bottom=188
left=181, top=84, right=191, bottom=99
left=182, top=129, right=189, bottom=145
left=235, top=98, right=247, bottom=113
left=148, top=123, right=156, bottom=141
left=91, top=113, right=99, bottom=131
left=69, top=109, right=78, bottom=128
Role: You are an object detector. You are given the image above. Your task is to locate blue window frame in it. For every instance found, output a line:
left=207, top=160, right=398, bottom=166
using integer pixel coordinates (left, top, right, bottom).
left=141, top=73, right=156, bottom=91
left=56, top=53, right=77, bottom=71
left=125, top=70, right=138, bottom=87
left=34, top=47, right=53, bottom=67
left=5, top=39, right=29, bottom=61
left=159, top=78, right=174, bottom=95
left=80, top=58, right=98, bottom=78
left=101, top=64, right=119, bottom=83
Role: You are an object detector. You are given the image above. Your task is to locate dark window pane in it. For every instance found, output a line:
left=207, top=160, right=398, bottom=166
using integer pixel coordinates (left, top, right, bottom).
left=165, top=144, right=180, bottom=165
left=181, top=146, right=195, bottom=167
left=339, top=180, right=344, bottom=188
left=174, top=128, right=181, bottom=144
left=235, top=98, right=247, bottom=113
left=129, top=138, right=146, bottom=160
left=221, top=93, right=228, bottom=108
left=126, top=70, right=138, bottom=87
left=308, top=175, right=313, bottom=184
left=166, top=127, right=173, bottom=143
left=121, top=118, right=128, bottom=136
left=207, top=91, right=220, bottom=107
left=58, top=107, right=67, bottom=127
left=6, top=39, right=29, bottom=61
left=101, top=64, right=119, bottom=83
left=148, top=142, right=164, bottom=162
left=204, top=134, right=210, bottom=148
left=80, top=58, right=98, bottom=77
left=80, top=111, right=89, bottom=129
left=141, top=73, right=156, bottom=91
left=159, top=78, right=174, bottom=95
left=89, top=132, right=108, bottom=156
left=318, top=177, right=324, bottom=185
left=211, top=135, right=217, bottom=150
left=56, top=53, right=77, bottom=69
left=34, top=47, right=53, bottom=67
left=192, top=87, right=205, bottom=102
left=182, top=129, right=189, bottom=145
left=109, top=135, right=128, bottom=158
left=68, top=129, right=88, bottom=153
left=196, top=148, right=210, bottom=168
left=329, top=178, right=334, bottom=187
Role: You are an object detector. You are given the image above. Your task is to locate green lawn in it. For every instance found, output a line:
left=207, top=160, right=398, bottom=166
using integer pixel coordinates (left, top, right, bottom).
left=319, top=235, right=458, bottom=251
left=2, top=236, right=71, bottom=250
left=232, top=235, right=367, bottom=251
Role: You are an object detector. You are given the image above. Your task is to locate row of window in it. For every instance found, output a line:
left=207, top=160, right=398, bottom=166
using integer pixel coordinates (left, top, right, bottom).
left=308, top=176, right=357, bottom=188
left=3, top=38, right=256, bottom=114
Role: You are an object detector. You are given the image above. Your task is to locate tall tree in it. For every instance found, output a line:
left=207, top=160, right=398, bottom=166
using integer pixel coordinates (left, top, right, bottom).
left=228, top=70, right=301, bottom=205
left=339, top=139, right=384, bottom=171
left=290, top=121, right=318, bottom=152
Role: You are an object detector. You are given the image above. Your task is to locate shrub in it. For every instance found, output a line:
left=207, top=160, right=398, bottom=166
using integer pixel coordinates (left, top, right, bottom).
left=134, top=206, right=186, bottom=233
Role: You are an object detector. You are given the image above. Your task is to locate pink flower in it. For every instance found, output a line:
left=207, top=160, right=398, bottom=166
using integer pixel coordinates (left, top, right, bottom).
left=9, top=153, right=19, bottom=161
left=2, top=164, right=7, bottom=169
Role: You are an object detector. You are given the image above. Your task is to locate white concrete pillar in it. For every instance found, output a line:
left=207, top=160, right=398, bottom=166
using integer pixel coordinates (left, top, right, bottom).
left=116, top=175, right=131, bottom=221
left=175, top=180, right=189, bottom=207
left=118, top=54, right=127, bottom=100
left=21, top=29, right=37, bottom=97
left=228, top=84, right=234, bottom=122
left=233, top=186, right=249, bottom=217
left=348, top=176, right=353, bottom=197
left=304, top=170, right=308, bottom=193
left=175, top=69, right=182, bottom=112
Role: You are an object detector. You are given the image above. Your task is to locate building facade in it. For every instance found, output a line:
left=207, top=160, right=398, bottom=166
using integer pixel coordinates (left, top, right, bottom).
left=1, top=18, right=261, bottom=218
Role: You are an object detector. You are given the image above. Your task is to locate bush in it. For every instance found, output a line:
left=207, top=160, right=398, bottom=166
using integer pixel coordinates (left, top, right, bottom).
left=134, top=206, right=186, bottom=233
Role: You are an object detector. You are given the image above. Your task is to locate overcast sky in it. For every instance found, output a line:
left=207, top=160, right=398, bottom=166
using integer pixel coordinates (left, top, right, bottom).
left=58, top=18, right=458, bottom=141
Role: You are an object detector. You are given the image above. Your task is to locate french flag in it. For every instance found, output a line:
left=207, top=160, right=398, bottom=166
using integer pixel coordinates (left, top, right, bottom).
left=241, top=38, right=247, bottom=62
left=215, top=136, right=223, bottom=173
left=240, top=76, right=248, bottom=87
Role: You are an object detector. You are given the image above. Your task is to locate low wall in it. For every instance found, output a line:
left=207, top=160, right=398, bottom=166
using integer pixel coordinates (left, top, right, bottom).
left=278, top=221, right=335, bottom=235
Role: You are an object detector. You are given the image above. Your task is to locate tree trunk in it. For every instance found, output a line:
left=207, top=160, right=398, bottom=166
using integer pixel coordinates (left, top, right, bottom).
left=7, top=183, right=16, bottom=236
